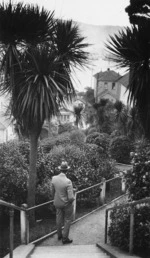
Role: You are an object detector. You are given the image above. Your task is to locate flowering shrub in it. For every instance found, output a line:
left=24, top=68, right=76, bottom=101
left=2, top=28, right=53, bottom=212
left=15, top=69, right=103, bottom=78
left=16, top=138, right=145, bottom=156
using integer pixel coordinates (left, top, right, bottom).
left=109, top=136, right=133, bottom=164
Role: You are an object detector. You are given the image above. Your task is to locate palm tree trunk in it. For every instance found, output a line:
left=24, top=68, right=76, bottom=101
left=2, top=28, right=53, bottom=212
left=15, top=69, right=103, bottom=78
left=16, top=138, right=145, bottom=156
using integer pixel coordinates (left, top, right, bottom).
left=28, top=131, right=38, bottom=224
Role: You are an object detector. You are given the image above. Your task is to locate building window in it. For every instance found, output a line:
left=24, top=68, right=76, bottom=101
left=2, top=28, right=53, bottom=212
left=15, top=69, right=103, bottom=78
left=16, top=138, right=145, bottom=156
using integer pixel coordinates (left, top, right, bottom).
left=112, top=82, right=115, bottom=89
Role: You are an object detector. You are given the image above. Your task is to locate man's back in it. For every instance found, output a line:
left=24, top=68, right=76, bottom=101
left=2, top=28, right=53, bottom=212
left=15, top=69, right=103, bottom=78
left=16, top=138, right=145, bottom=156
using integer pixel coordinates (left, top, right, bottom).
left=52, top=173, right=74, bottom=208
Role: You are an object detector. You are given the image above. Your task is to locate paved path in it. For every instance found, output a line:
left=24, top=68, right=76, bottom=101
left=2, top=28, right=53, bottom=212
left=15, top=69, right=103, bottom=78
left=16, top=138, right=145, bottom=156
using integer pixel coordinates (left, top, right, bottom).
left=39, top=195, right=127, bottom=247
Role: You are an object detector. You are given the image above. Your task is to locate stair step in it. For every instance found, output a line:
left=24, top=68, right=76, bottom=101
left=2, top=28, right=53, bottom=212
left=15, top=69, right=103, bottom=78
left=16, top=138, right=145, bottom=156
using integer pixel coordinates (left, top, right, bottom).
left=30, top=245, right=109, bottom=258
left=33, top=245, right=101, bottom=254
left=31, top=253, right=108, bottom=258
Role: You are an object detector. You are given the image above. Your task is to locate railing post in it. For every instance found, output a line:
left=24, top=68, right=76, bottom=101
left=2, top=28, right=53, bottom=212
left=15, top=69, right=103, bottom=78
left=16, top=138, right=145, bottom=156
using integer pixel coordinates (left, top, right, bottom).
left=20, top=204, right=29, bottom=244
left=129, top=206, right=134, bottom=255
left=100, top=178, right=106, bottom=205
left=73, top=192, right=77, bottom=221
left=121, top=177, right=126, bottom=193
left=105, top=209, right=108, bottom=244
left=9, top=208, right=14, bottom=258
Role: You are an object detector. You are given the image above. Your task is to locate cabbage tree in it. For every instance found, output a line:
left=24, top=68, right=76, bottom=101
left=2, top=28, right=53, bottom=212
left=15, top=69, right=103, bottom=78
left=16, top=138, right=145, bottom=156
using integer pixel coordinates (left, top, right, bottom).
left=0, top=2, right=89, bottom=210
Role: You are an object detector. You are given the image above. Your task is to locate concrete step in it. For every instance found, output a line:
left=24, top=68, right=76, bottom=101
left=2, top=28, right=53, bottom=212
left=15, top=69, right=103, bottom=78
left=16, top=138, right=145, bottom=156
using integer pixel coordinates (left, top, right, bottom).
left=30, top=245, right=109, bottom=258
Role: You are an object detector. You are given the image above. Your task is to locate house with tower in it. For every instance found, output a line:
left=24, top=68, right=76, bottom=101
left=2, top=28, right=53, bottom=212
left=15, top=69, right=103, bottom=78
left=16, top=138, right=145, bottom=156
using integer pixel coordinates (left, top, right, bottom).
left=93, top=68, right=129, bottom=105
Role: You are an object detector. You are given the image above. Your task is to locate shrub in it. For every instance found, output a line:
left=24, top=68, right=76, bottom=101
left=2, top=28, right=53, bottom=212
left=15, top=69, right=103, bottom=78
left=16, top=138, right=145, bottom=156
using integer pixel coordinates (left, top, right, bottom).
left=58, top=122, right=75, bottom=134
left=110, top=130, right=122, bottom=138
left=47, top=142, right=117, bottom=188
left=41, top=132, right=70, bottom=153
left=125, top=141, right=150, bottom=201
left=94, top=133, right=110, bottom=154
left=0, top=141, right=28, bottom=205
left=108, top=141, right=150, bottom=253
left=109, top=136, right=133, bottom=164
left=86, top=127, right=98, bottom=135
left=18, top=140, right=30, bottom=164
left=70, top=129, right=85, bottom=147
left=108, top=205, right=150, bottom=252
left=86, top=132, right=100, bottom=144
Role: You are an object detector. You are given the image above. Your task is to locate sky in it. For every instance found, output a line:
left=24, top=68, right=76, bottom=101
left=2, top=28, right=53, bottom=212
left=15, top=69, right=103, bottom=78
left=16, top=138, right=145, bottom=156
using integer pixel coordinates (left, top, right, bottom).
left=11, top=0, right=130, bottom=26
left=7, top=0, right=131, bottom=90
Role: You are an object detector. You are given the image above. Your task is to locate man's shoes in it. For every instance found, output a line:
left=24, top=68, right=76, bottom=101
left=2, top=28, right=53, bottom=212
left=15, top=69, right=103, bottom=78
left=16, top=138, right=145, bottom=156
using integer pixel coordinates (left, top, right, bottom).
left=58, top=235, right=62, bottom=240
left=62, top=238, right=73, bottom=244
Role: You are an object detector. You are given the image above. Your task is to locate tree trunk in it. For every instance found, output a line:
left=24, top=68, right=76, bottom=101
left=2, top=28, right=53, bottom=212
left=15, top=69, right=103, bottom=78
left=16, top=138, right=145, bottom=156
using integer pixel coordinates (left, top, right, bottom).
left=27, top=131, right=38, bottom=224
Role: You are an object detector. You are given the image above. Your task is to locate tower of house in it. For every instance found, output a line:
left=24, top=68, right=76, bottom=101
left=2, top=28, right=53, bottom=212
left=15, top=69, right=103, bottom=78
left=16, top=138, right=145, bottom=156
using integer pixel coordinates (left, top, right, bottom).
left=93, top=68, right=129, bottom=104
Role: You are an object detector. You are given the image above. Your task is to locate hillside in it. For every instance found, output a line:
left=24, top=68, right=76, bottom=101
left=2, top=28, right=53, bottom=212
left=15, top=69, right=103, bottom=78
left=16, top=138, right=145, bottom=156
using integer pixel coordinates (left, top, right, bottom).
left=72, top=22, right=125, bottom=90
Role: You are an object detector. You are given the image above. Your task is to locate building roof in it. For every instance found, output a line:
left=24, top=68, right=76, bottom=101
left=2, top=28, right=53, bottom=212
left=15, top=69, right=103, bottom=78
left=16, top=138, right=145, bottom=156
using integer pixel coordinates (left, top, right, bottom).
left=116, top=72, right=129, bottom=88
left=93, top=68, right=121, bottom=82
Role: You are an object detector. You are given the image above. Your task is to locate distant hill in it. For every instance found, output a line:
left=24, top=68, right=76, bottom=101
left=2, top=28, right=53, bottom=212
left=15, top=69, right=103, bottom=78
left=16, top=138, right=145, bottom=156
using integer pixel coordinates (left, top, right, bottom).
left=77, top=22, right=123, bottom=60
left=72, top=22, right=125, bottom=90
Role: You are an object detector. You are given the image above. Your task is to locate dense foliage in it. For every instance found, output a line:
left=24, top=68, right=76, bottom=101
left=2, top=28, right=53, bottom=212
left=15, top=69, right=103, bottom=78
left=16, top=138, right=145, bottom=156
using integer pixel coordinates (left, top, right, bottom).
left=0, top=141, right=28, bottom=205
left=0, top=128, right=118, bottom=207
left=108, top=141, right=150, bottom=253
left=108, top=205, right=150, bottom=252
left=109, top=136, right=133, bottom=164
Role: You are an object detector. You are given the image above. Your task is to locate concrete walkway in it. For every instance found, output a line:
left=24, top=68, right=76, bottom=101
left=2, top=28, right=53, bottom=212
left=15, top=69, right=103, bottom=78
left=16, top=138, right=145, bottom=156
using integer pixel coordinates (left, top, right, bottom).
left=39, top=195, right=127, bottom=247
left=35, top=195, right=141, bottom=258
left=6, top=194, right=141, bottom=258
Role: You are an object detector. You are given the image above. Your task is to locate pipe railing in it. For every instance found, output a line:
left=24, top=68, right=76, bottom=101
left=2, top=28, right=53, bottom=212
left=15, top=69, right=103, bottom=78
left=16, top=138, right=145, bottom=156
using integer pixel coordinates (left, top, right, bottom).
left=0, top=175, right=125, bottom=258
left=105, top=196, right=150, bottom=255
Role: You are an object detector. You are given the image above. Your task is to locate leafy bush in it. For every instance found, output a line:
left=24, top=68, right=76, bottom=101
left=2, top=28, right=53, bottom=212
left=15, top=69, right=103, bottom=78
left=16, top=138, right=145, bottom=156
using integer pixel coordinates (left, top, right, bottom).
left=125, top=142, right=150, bottom=201
left=70, top=129, right=85, bottom=147
left=47, top=142, right=117, bottom=188
left=36, top=178, right=52, bottom=203
left=41, top=132, right=70, bottom=153
left=86, top=132, right=100, bottom=144
left=108, top=205, right=150, bottom=252
left=58, top=122, right=75, bottom=134
left=109, top=136, right=133, bottom=164
left=0, top=141, right=28, bottom=205
left=110, top=130, right=122, bottom=138
left=18, top=140, right=30, bottom=164
left=94, top=133, right=110, bottom=153
left=86, top=127, right=98, bottom=135
left=108, top=141, right=150, bottom=253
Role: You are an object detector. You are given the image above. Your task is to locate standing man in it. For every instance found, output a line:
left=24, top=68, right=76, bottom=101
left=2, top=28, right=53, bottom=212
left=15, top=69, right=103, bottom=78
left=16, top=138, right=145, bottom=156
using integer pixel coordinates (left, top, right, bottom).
left=51, top=161, right=75, bottom=244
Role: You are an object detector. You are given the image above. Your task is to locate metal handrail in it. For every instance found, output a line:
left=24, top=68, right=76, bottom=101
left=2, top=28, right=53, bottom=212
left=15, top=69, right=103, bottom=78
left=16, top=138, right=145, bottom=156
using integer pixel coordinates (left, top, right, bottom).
left=105, top=195, right=150, bottom=255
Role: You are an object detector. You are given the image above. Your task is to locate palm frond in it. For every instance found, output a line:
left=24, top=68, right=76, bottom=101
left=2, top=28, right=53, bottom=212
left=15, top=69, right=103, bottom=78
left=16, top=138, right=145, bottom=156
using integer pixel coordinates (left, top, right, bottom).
left=54, top=19, right=89, bottom=70
left=105, top=24, right=150, bottom=138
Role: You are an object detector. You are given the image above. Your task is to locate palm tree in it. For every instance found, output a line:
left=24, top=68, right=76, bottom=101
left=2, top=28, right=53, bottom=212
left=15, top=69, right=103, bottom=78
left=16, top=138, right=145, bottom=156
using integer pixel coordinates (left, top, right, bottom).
left=114, top=100, right=129, bottom=135
left=105, top=24, right=150, bottom=139
left=73, top=104, right=84, bottom=128
left=93, top=99, right=115, bottom=134
left=0, top=2, right=89, bottom=212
